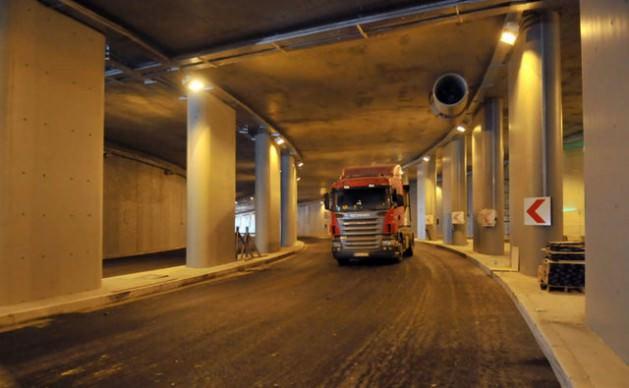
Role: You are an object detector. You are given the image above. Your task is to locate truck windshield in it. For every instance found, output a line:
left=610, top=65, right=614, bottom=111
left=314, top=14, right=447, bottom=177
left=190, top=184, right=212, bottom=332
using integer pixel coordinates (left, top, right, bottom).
left=334, top=187, right=390, bottom=211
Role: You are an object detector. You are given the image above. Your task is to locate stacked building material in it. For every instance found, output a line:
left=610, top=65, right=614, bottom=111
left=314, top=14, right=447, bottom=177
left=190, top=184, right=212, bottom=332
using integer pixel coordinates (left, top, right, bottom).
left=538, top=241, right=585, bottom=291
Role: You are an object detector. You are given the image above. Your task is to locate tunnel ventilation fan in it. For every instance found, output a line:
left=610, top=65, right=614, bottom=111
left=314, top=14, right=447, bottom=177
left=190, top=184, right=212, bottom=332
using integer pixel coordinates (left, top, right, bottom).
left=430, top=73, right=469, bottom=119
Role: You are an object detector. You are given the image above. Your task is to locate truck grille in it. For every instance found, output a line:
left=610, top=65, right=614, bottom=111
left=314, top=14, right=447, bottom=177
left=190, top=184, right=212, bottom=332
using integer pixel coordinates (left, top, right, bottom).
left=339, top=216, right=383, bottom=250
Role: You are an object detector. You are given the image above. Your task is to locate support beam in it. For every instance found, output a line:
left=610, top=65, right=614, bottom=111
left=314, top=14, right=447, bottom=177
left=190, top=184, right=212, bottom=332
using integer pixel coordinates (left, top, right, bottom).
left=0, top=0, right=104, bottom=304
left=417, top=158, right=438, bottom=240
left=255, top=131, right=281, bottom=253
left=441, top=137, right=467, bottom=245
left=186, top=90, right=236, bottom=267
left=281, top=152, right=298, bottom=247
left=508, top=11, right=563, bottom=275
left=472, top=98, right=505, bottom=255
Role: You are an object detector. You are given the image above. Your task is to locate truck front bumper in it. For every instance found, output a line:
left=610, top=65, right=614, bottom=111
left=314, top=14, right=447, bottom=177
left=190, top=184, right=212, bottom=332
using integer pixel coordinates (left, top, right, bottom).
left=331, top=237, right=401, bottom=259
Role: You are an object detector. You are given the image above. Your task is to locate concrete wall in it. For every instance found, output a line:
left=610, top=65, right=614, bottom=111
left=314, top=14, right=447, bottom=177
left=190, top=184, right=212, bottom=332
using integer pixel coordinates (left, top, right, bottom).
left=297, top=201, right=329, bottom=239
left=580, top=0, right=629, bottom=362
left=0, top=0, right=104, bottom=304
left=103, top=149, right=186, bottom=259
left=562, top=147, right=584, bottom=239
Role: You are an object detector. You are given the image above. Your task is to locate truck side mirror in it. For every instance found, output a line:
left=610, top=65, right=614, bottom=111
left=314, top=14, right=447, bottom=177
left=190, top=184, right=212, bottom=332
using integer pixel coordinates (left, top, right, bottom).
left=323, top=193, right=331, bottom=211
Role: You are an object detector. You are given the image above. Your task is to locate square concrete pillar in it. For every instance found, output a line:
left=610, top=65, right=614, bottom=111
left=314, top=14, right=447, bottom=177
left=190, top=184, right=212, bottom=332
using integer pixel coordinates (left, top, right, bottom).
left=0, top=0, right=105, bottom=304
left=186, top=90, right=236, bottom=267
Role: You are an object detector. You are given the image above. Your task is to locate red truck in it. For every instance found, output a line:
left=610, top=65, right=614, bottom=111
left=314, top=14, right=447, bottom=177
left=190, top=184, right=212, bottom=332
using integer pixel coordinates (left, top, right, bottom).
left=324, top=164, right=414, bottom=265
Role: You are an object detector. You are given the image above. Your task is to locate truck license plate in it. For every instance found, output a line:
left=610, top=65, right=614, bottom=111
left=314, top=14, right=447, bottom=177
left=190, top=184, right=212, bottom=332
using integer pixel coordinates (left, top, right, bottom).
left=354, top=252, right=369, bottom=257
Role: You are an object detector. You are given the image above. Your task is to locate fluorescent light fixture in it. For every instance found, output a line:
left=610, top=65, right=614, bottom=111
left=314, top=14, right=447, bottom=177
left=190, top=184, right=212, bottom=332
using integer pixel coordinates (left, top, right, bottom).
left=274, top=137, right=285, bottom=145
left=456, top=125, right=466, bottom=133
left=249, top=196, right=254, bottom=201
left=422, top=156, right=431, bottom=162
left=297, top=161, right=304, bottom=167
left=187, top=79, right=206, bottom=92
left=500, top=22, right=519, bottom=45
left=297, top=177, right=302, bottom=181
left=500, top=31, right=517, bottom=45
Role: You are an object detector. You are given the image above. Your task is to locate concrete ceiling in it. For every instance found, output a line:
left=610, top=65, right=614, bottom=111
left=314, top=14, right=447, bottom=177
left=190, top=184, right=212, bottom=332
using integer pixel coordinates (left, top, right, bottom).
left=47, top=1, right=583, bottom=202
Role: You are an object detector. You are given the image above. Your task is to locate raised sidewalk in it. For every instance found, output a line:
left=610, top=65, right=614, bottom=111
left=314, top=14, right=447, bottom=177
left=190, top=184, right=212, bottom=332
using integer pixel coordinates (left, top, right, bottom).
left=0, top=242, right=304, bottom=331
left=419, top=239, right=628, bottom=388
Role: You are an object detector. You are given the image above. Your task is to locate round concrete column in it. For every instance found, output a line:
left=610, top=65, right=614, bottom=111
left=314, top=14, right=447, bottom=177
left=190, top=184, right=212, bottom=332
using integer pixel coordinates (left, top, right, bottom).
left=186, top=90, right=237, bottom=267
left=508, top=11, right=563, bottom=275
left=441, top=137, right=467, bottom=245
left=280, top=152, right=298, bottom=247
left=417, top=158, right=438, bottom=240
left=255, top=131, right=281, bottom=253
left=472, top=98, right=505, bottom=255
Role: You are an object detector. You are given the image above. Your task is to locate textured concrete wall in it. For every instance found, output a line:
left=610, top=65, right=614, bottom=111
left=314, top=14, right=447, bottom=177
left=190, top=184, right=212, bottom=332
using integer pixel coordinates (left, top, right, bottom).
left=297, top=201, right=329, bottom=239
left=103, top=150, right=186, bottom=259
left=580, top=0, right=629, bottom=362
left=0, top=0, right=104, bottom=304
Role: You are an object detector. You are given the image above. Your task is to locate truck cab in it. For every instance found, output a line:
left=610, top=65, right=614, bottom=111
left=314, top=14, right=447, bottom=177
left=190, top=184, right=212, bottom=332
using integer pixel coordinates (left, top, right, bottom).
left=324, top=164, right=414, bottom=265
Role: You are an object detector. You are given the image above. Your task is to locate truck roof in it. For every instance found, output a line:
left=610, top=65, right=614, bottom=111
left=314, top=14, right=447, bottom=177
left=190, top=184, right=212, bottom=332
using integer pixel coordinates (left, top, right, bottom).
left=340, top=164, right=402, bottom=179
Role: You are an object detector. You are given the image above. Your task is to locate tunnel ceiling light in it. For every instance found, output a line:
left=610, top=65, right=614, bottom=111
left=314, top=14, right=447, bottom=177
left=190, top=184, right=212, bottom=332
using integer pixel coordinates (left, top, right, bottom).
left=187, top=79, right=206, bottom=92
left=456, top=125, right=466, bottom=133
left=500, top=22, right=519, bottom=46
left=274, top=137, right=285, bottom=145
left=297, top=161, right=304, bottom=167
left=297, top=177, right=302, bottom=181
left=422, top=156, right=431, bottom=162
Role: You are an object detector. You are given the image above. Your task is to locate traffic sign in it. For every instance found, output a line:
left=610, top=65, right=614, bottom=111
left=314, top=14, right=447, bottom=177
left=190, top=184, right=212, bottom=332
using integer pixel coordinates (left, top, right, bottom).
left=524, top=197, right=551, bottom=226
left=451, top=211, right=465, bottom=225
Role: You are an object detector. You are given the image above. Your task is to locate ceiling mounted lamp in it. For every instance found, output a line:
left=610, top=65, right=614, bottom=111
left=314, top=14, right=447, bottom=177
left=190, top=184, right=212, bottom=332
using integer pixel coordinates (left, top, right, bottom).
left=297, top=161, right=304, bottom=167
left=274, top=137, right=285, bottom=145
left=456, top=125, right=466, bottom=133
left=422, top=156, right=431, bottom=162
left=500, top=22, right=519, bottom=46
left=184, top=76, right=212, bottom=93
left=297, top=177, right=302, bottom=182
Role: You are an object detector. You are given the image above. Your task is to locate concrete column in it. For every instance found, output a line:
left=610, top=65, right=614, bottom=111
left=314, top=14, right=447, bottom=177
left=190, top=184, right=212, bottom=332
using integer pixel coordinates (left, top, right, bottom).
left=581, top=0, right=629, bottom=362
left=280, top=152, right=298, bottom=247
left=441, top=137, right=467, bottom=245
left=508, top=11, right=563, bottom=275
left=186, top=90, right=236, bottom=267
left=417, top=159, right=438, bottom=240
left=0, top=0, right=104, bottom=304
left=472, top=98, right=505, bottom=255
left=255, top=131, right=281, bottom=253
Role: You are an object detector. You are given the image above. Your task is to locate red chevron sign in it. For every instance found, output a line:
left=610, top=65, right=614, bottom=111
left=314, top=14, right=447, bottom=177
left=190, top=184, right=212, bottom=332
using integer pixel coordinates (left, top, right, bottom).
left=524, top=197, right=551, bottom=226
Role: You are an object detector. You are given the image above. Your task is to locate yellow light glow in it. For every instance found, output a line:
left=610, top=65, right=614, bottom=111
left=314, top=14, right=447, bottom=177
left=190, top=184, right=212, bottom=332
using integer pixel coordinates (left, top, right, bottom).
left=456, top=125, right=466, bottom=133
left=187, top=79, right=206, bottom=92
left=500, top=31, right=517, bottom=45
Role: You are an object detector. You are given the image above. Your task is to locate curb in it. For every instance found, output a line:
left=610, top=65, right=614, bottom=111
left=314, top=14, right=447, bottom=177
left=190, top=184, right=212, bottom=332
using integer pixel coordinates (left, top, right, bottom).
left=417, top=241, right=572, bottom=388
left=0, top=242, right=305, bottom=331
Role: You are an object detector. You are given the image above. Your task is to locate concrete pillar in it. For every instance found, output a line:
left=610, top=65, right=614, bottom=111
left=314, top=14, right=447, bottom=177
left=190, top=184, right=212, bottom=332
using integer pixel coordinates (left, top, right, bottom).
left=255, top=131, right=281, bottom=253
left=472, top=99, right=505, bottom=255
left=186, top=90, right=236, bottom=267
left=508, top=11, right=563, bottom=275
left=0, top=0, right=104, bottom=304
left=441, top=137, right=467, bottom=245
left=580, top=0, right=629, bottom=362
left=417, top=159, right=438, bottom=240
left=280, top=152, right=298, bottom=247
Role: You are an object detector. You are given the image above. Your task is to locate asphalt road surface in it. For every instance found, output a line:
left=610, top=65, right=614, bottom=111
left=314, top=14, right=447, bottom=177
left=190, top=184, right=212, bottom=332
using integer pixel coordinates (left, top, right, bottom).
left=0, top=240, right=558, bottom=387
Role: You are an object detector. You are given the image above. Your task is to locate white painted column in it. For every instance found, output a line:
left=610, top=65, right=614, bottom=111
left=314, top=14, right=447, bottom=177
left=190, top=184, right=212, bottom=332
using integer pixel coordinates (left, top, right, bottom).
left=255, top=131, right=281, bottom=253
left=0, top=0, right=104, bottom=304
left=281, top=152, right=298, bottom=247
left=472, top=98, right=505, bottom=255
left=441, top=137, right=467, bottom=245
left=186, top=89, right=236, bottom=267
left=508, top=11, right=563, bottom=275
